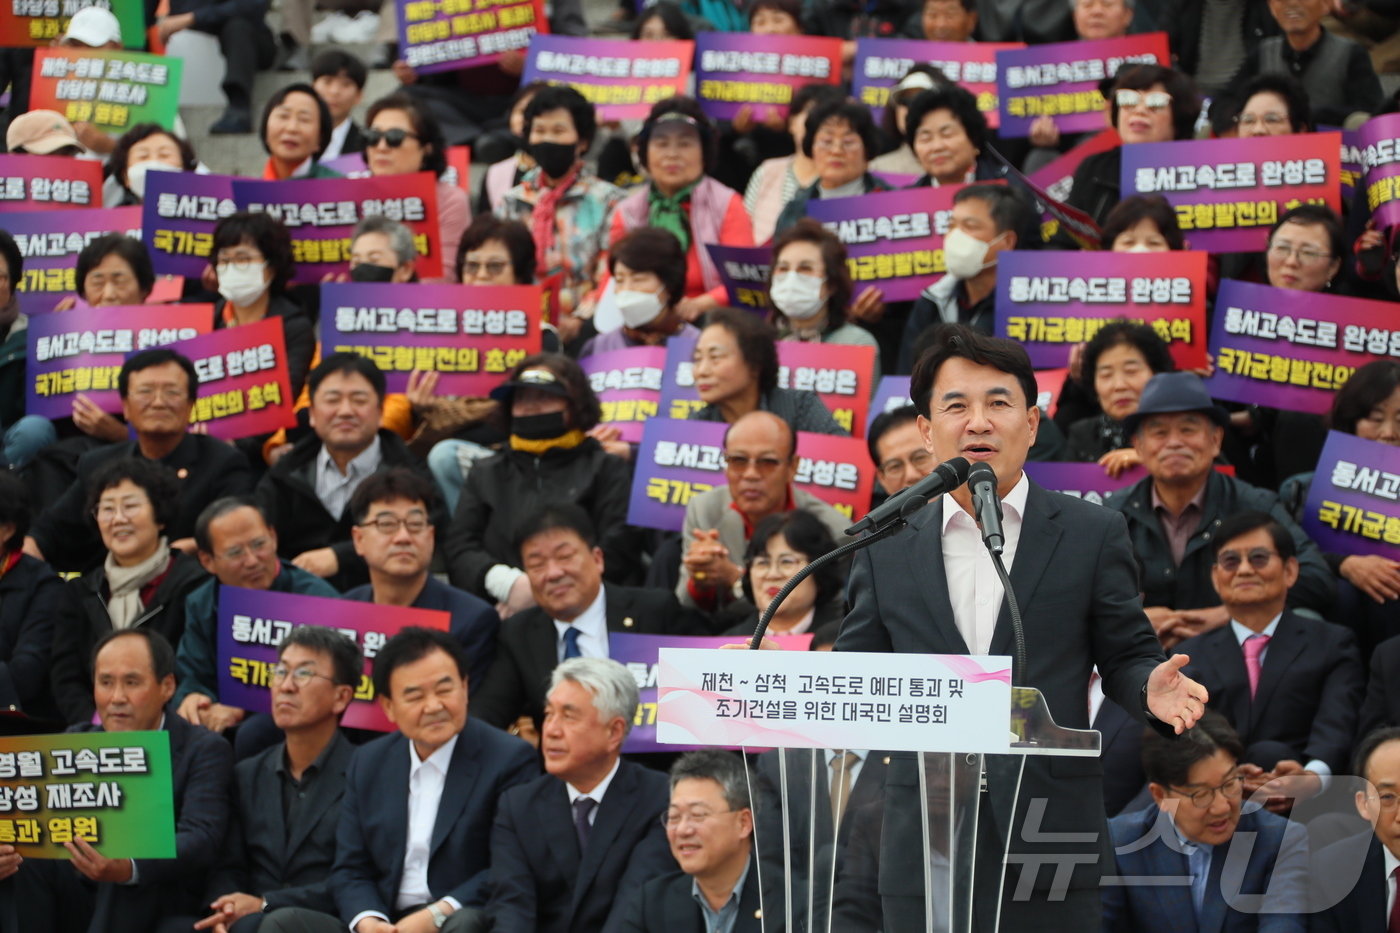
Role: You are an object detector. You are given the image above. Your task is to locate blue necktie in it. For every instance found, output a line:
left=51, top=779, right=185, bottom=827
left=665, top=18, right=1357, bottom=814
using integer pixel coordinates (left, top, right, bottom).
left=573, top=796, right=596, bottom=848
left=562, top=627, right=582, bottom=659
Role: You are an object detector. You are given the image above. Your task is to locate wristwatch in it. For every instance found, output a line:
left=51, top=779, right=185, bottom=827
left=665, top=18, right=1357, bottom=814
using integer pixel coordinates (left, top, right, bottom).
left=427, top=903, right=448, bottom=929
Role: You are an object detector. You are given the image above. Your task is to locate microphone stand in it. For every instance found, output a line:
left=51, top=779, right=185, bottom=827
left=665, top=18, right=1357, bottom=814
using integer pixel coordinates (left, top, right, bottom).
left=985, top=549, right=1027, bottom=687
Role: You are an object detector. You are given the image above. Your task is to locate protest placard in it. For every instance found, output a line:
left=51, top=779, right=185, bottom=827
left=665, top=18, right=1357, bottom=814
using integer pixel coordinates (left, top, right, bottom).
left=397, top=0, right=544, bottom=74
left=996, top=250, right=1208, bottom=369
left=521, top=35, right=692, bottom=121
left=321, top=282, right=541, bottom=395
left=217, top=587, right=450, bottom=732
left=693, top=32, right=841, bottom=122
left=142, top=172, right=236, bottom=278
left=995, top=34, right=1168, bottom=138
left=793, top=430, right=873, bottom=523
left=232, top=172, right=442, bottom=279
left=12, top=206, right=143, bottom=313
left=851, top=38, right=1022, bottom=128
left=1302, top=431, right=1400, bottom=562
left=0, top=732, right=174, bottom=858
left=1340, top=128, right=1362, bottom=202
left=806, top=186, right=956, bottom=302
left=1206, top=279, right=1400, bottom=414
left=704, top=243, right=771, bottom=313
left=31, top=49, right=181, bottom=134
left=0, top=0, right=143, bottom=48
left=1024, top=462, right=1146, bottom=505
left=580, top=345, right=664, bottom=443
left=1120, top=132, right=1342, bottom=252
left=171, top=317, right=296, bottom=439
left=1357, top=113, right=1400, bottom=229
left=0, top=154, right=101, bottom=212
left=777, top=342, right=874, bottom=437
left=26, top=304, right=211, bottom=418
left=866, top=375, right=912, bottom=434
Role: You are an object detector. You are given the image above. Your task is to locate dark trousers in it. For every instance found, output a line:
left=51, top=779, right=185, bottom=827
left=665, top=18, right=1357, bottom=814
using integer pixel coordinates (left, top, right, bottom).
left=10, top=858, right=97, bottom=933
left=201, top=16, right=276, bottom=110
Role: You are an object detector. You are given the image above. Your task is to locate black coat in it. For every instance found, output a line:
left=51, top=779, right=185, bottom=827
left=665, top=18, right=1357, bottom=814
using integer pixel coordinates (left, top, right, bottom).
left=1168, top=0, right=1280, bottom=86
left=30, top=434, right=253, bottom=572
left=0, top=554, right=63, bottom=718
left=50, top=551, right=208, bottom=724
left=212, top=293, right=317, bottom=401
left=254, top=429, right=432, bottom=592
left=1065, top=147, right=1122, bottom=229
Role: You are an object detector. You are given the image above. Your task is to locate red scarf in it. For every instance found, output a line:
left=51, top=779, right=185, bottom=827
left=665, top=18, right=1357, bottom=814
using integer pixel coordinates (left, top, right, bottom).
left=530, top=163, right=582, bottom=276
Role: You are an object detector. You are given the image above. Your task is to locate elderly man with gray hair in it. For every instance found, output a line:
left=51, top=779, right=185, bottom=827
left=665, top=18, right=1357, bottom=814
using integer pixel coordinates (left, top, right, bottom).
left=348, top=215, right=419, bottom=284
left=485, top=658, right=675, bottom=933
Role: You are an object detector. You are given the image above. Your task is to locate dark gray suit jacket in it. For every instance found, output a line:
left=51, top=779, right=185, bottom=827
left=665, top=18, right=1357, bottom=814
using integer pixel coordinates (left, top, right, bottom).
left=835, top=481, right=1167, bottom=908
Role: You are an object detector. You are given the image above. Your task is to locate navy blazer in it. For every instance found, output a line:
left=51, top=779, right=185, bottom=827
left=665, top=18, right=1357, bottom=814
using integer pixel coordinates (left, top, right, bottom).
left=331, top=718, right=538, bottom=921
left=207, top=730, right=354, bottom=913
left=618, top=854, right=765, bottom=933
left=1096, top=696, right=1148, bottom=817
left=487, top=759, right=675, bottom=933
left=1103, top=803, right=1308, bottom=933
left=1176, top=611, right=1363, bottom=773
left=344, top=577, right=499, bottom=693
left=1309, top=833, right=1388, bottom=932
left=1358, top=634, right=1400, bottom=738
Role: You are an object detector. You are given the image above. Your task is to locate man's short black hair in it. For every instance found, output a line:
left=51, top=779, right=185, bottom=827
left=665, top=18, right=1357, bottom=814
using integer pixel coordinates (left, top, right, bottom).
left=308, top=351, right=386, bottom=402
left=279, top=625, right=363, bottom=689
left=1354, top=726, right=1400, bottom=779
left=953, top=183, right=1038, bottom=248
left=118, top=348, right=197, bottom=401
left=0, top=229, right=20, bottom=287
left=0, top=471, right=29, bottom=551
left=349, top=467, right=440, bottom=525
left=513, top=502, right=599, bottom=560
left=91, top=628, right=175, bottom=682
left=85, top=458, right=181, bottom=531
left=193, top=496, right=270, bottom=555
left=311, top=48, right=368, bottom=89
left=867, top=404, right=920, bottom=467
left=1210, top=510, right=1296, bottom=563
left=1141, top=709, right=1243, bottom=788
left=372, top=626, right=470, bottom=698
left=909, top=323, right=1039, bottom=416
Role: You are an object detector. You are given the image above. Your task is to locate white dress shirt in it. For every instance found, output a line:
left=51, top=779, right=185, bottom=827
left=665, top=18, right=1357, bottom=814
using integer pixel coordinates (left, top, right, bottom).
left=553, top=585, right=609, bottom=661
left=400, top=735, right=458, bottom=909
left=940, top=473, right=1029, bottom=655
left=566, top=756, right=620, bottom=826
left=314, top=436, right=382, bottom=518
left=322, top=117, right=353, bottom=162
left=825, top=748, right=869, bottom=791
left=1228, top=615, right=1332, bottom=786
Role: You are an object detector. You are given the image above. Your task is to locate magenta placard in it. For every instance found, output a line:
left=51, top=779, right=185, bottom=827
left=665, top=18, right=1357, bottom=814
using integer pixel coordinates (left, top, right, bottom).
left=521, top=35, right=692, bottom=121
left=169, top=317, right=297, bottom=440
left=794, top=430, right=872, bottom=525
left=0, top=154, right=101, bottom=211
left=320, top=282, right=542, bottom=396
left=693, top=32, right=841, bottom=121
left=776, top=342, right=875, bottom=438
left=580, top=345, right=664, bottom=443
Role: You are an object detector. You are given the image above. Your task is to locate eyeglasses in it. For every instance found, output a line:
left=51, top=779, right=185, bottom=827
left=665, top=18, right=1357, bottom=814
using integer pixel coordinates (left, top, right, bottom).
left=271, top=665, right=337, bottom=687
left=661, top=806, right=736, bottom=828
left=130, top=386, right=188, bottom=403
left=93, top=500, right=149, bottom=522
left=218, top=536, right=274, bottom=562
left=365, top=127, right=420, bottom=148
left=1236, top=113, right=1289, bottom=128
left=1214, top=547, right=1278, bottom=573
left=813, top=135, right=863, bottom=154
left=462, top=259, right=510, bottom=278
left=724, top=454, right=788, bottom=474
left=1168, top=773, right=1244, bottom=808
left=215, top=253, right=264, bottom=271
left=1115, top=89, right=1172, bottom=111
left=1366, top=792, right=1400, bottom=810
left=880, top=449, right=934, bottom=479
left=1268, top=242, right=1331, bottom=265
left=752, top=554, right=805, bottom=574
left=359, top=514, right=431, bottom=535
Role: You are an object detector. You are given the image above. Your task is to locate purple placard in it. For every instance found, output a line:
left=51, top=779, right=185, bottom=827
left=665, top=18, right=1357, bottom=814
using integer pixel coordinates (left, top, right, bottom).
left=12, top=206, right=142, bottom=314
left=1024, top=462, right=1147, bottom=506
left=628, top=418, right=727, bottom=532
left=521, top=35, right=693, bottom=121
left=1205, top=279, right=1400, bottom=414
left=216, top=587, right=450, bottom=733
left=1120, top=133, right=1342, bottom=253
left=658, top=334, right=702, bottom=420
left=320, top=282, right=543, bottom=395
left=866, top=375, right=912, bottom=434
left=851, top=38, right=1022, bottom=128
left=613, top=632, right=813, bottom=753
left=26, top=305, right=211, bottom=418
left=142, top=171, right=236, bottom=279
left=1302, top=431, right=1400, bottom=561
left=995, top=34, right=1169, bottom=138
left=805, top=186, right=955, bottom=302
left=692, top=32, right=842, bottom=122
left=1339, top=128, right=1362, bottom=202
left=580, top=345, right=664, bottom=444
left=319, top=152, right=370, bottom=177
left=1358, top=113, right=1400, bottom=229
left=704, top=243, right=771, bottom=314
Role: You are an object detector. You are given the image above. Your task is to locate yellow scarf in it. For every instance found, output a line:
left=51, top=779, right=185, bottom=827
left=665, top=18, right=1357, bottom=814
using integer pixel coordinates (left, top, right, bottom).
left=509, top=429, right=587, bottom=455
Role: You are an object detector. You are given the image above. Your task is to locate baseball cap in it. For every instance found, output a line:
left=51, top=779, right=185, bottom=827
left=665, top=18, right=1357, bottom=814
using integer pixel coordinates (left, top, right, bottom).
left=63, top=7, right=123, bottom=47
left=489, top=366, right=570, bottom=404
left=6, top=110, right=81, bottom=155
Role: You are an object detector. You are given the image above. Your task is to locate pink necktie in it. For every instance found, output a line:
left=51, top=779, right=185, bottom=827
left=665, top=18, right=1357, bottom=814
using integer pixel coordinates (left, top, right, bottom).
left=1243, top=634, right=1271, bottom=698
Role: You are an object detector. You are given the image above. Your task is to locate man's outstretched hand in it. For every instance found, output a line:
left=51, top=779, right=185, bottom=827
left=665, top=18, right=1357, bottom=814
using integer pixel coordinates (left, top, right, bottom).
left=1145, top=654, right=1210, bottom=734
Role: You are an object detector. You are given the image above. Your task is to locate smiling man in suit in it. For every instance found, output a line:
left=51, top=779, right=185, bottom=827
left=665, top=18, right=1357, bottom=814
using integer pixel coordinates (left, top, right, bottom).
left=471, top=503, right=702, bottom=732
left=487, top=657, right=674, bottom=932
left=196, top=626, right=360, bottom=933
left=835, top=324, right=1205, bottom=931
left=1176, top=510, right=1363, bottom=815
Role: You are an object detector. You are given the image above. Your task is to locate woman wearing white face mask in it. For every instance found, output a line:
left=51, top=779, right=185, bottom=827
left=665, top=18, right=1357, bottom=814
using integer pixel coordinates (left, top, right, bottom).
left=108, top=124, right=197, bottom=206
left=581, top=228, right=699, bottom=356
left=768, top=220, right=882, bottom=382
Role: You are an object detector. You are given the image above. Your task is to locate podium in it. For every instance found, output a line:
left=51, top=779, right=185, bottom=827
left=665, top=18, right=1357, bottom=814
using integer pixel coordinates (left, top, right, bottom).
left=657, top=649, right=1100, bottom=933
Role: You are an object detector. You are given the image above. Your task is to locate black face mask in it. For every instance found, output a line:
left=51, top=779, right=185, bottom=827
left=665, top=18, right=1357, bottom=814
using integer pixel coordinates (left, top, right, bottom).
left=528, top=141, right=577, bottom=180
left=512, top=410, right=568, bottom=440
left=350, top=263, right=396, bottom=283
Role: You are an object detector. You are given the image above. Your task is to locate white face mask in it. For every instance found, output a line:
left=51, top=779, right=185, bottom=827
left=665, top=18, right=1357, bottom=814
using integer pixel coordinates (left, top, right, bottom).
left=217, top=262, right=269, bottom=308
left=943, top=228, right=1003, bottom=280
left=124, top=160, right=179, bottom=199
left=616, top=288, right=665, bottom=328
left=769, top=272, right=826, bottom=320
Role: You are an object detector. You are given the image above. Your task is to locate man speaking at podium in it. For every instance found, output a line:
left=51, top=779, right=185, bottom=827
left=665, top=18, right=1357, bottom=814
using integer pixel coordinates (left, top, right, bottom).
left=835, top=325, right=1209, bottom=932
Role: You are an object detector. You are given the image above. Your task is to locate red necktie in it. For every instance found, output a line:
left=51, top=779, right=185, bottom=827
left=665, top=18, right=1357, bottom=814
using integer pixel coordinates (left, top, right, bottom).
left=1389, top=865, right=1400, bottom=933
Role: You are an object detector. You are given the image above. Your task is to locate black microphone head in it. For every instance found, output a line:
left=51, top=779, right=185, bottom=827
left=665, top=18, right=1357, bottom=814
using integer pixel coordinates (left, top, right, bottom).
left=967, top=461, right=997, bottom=489
left=936, top=456, right=971, bottom=486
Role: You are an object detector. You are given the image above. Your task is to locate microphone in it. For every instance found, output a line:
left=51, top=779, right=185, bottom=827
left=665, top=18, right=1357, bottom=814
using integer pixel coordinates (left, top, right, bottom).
left=967, top=462, right=1005, bottom=554
left=845, top=456, right=971, bottom=536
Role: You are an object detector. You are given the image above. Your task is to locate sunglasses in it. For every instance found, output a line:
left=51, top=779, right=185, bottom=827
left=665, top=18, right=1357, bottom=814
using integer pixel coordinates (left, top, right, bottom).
left=366, top=127, right=420, bottom=148
left=1214, top=548, right=1279, bottom=573
left=1115, top=89, right=1172, bottom=112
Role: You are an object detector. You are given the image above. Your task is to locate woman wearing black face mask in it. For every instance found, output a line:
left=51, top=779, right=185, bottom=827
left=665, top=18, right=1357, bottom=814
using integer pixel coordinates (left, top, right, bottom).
left=347, top=215, right=419, bottom=284
left=443, top=354, right=642, bottom=612
left=496, top=86, right=627, bottom=347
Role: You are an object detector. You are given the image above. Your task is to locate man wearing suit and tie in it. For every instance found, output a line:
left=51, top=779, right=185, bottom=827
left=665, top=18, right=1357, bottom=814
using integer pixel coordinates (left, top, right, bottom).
left=197, top=626, right=360, bottom=932
left=487, top=657, right=675, bottom=932
left=834, top=324, right=1207, bottom=931
left=1103, top=711, right=1308, bottom=932
left=471, top=503, right=703, bottom=732
left=1176, top=511, right=1363, bottom=815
